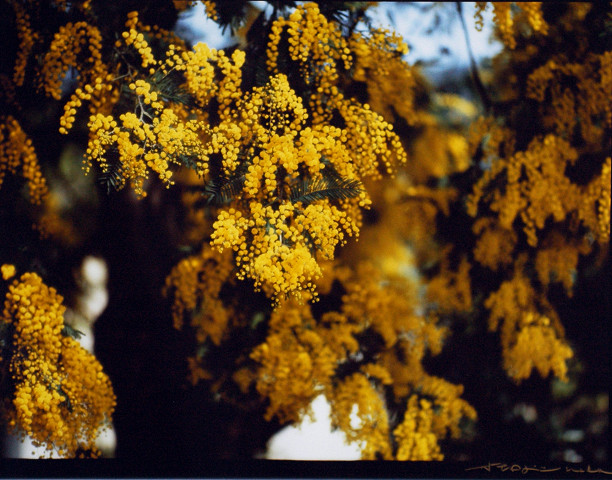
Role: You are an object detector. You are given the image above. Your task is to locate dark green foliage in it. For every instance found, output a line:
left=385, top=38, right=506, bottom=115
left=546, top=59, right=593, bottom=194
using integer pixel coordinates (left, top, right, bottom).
left=201, top=175, right=246, bottom=206
left=61, top=324, right=85, bottom=340
left=98, top=157, right=125, bottom=194
left=289, top=175, right=362, bottom=205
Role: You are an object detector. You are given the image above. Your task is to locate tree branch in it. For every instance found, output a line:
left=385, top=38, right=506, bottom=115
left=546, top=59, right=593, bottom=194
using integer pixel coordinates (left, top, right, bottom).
left=456, top=2, right=492, bottom=113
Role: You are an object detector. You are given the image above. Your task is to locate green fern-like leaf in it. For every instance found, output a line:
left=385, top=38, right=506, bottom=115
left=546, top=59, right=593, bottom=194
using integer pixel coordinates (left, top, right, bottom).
left=150, top=70, right=195, bottom=107
left=98, top=160, right=124, bottom=194
left=289, top=175, right=362, bottom=205
left=202, top=175, right=246, bottom=205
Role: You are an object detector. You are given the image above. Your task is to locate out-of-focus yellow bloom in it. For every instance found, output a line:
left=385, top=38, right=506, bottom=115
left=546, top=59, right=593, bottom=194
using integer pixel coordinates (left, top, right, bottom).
left=0, top=116, right=48, bottom=206
left=475, top=2, right=548, bottom=49
left=1, top=264, right=16, bottom=281
left=503, top=312, right=574, bottom=382
left=394, top=395, right=443, bottom=461
left=9, top=1, right=38, bottom=87
left=467, top=131, right=609, bottom=248
left=485, top=259, right=574, bottom=383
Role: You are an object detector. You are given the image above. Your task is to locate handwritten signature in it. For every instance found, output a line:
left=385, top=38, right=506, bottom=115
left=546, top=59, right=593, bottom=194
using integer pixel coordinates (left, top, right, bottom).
left=465, top=462, right=612, bottom=475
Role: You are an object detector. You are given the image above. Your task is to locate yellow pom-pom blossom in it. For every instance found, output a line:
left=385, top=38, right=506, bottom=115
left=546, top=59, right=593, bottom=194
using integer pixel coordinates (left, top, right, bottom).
left=77, top=3, right=408, bottom=303
left=40, top=18, right=117, bottom=137
left=1, top=271, right=115, bottom=457
left=85, top=104, right=207, bottom=198
left=249, top=258, right=475, bottom=459
left=469, top=126, right=610, bottom=249
left=121, top=11, right=156, bottom=68
left=469, top=134, right=584, bottom=247
left=267, top=2, right=351, bottom=87
left=0, top=116, right=48, bottom=206
left=485, top=259, right=574, bottom=383
left=1, top=264, right=16, bottom=281
left=202, top=1, right=218, bottom=21
left=266, top=3, right=407, bottom=180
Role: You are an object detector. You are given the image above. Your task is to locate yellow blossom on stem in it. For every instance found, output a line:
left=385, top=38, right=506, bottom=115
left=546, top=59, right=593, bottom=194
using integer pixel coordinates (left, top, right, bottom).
left=2, top=271, right=115, bottom=456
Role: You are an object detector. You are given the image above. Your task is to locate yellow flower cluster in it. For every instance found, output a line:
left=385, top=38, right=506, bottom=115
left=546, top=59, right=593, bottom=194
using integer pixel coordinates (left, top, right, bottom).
left=1, top=264, right=16, bottom=281
left=328, top=372, right=392, bottom=459
left=472, top=217, right=517, bottom=271
left=515, top=2, right=549, bottom=35
left=425, top=249, right=472, bottom=314
left=39, top=18, right=118, bottom=137
left=579, top=156, right=611, bottom=246
left=267, top=2, right=350, bottom=86
left=40, top=21, right=106, bottom=101
left=85, top=105, right=206, bottom=197
left=466, top=116, right=515, bottom=165
left=340, top=262, right=419, bottom=349
left=527, top=52, right=612, bottom=145
left=469, top=134, right=575, bottom=246
left=58, top=76, right=117, bottom=136
left=163, top=244, right=234, bottom=345
left=535, top=231, right=591, bottom=296
left=210, top=199, right=356, bottom=303
left=420, top=376, right=477, bottom=439
left=469, top=131, right=610, bottom=248
left=475, top=2, right=548, bottom=49
left=165, top=42, right=245, bottom=111
left=250, top=299, right=339, bottom=423
left=349, top=28, right=416, bottom=125
left=122, top=11, right=157, bottom=69
left=193, top=70, right=370, bottom=301
left=55, top=3, right=409, bottom=304
left=594, top=157, right=611, bottom=243
left=267, top=3, right=407, bottom=180
left=0, top=116, right=48, bottom=206
left=409, top=122, right=471, bottom=182
left=202, top=1, right=218, bottom=21
left=247, top=249, right=475, bottom=459
left=393, top=395, right=443, bottom=461
left=10, top=1, right=38, bottom=87
left=1, top=271, right=115, bottom=457
left=485, top=259, right=573, bottom=383
left=503, top=312, right=574, bottom=382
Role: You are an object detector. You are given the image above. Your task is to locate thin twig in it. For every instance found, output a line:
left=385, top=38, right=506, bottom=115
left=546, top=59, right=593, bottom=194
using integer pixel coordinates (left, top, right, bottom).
left=456, top=2, right=492, bottom=113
